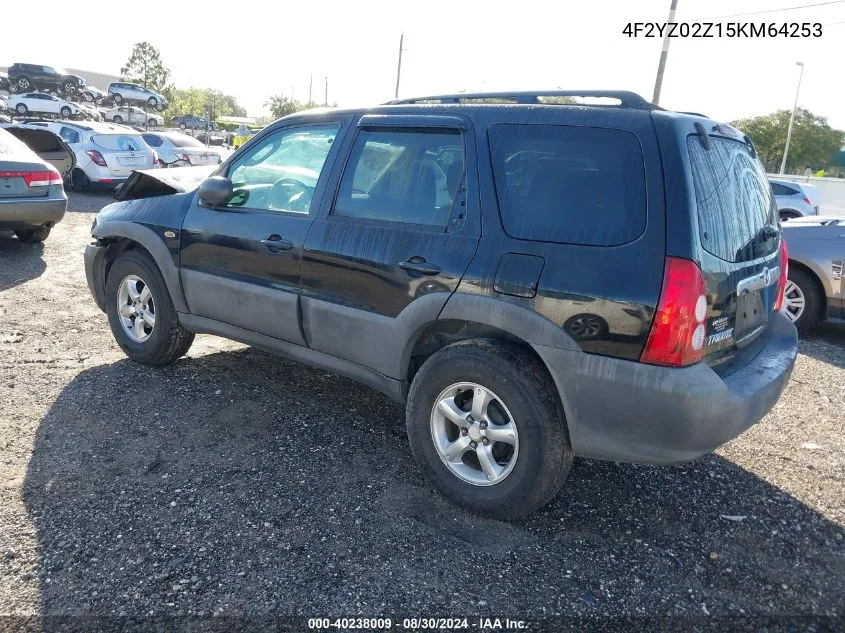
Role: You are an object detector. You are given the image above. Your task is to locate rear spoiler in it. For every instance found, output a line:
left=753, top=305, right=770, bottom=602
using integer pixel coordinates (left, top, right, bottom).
left=114, top=165, right=217, bottom=201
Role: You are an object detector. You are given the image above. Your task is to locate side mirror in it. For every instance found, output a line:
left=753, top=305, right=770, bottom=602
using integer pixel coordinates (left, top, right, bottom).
left=198, top=176, right=233, bottom=206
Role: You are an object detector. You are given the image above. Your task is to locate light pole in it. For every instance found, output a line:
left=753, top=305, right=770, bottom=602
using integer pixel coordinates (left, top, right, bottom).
left=652, top=0, right=679, bottom=106
left=779, top=61, right=805, bottom=175
left=395, top=32, right=404, bottom=99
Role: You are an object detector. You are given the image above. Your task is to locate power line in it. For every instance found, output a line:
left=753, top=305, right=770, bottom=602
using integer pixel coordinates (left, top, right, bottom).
left=691, top=0, right=845, bottom=21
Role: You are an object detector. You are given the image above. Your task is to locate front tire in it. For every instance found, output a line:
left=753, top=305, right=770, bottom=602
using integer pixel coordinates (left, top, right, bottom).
left=62, top=81, right=76, bottom=94
left=112, top=115, right=123, bottom=123
left=113, top=93, right=123, bottom=105
left=60, top=106, right=72, bottom=117
left=71, top=168, right=90, bottom=191
left=783, top=266, right=821, bottom=333
left=105, top=250, right=194, bottom=365
left=148, top=118, right=157, bottom=127
left=15, top=226, right=51, bottom=242
left=780, top=210, right=800, bottom=222
left=406, top=339, right=572, bottom=520
left=16, top=104, right=28, bottom=115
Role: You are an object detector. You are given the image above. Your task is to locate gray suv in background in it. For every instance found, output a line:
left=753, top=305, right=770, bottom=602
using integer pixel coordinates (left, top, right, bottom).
left=769, top=177, right=820, bottom=220
left=107, top=82, right=168, bottom=111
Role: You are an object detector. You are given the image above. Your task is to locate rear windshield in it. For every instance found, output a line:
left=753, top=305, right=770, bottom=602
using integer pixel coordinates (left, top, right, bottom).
left=92, top=134, right=146, bottom=151
left=489, top=124, right=646, bottom=246
left=688, top=136, right=778, bottom=263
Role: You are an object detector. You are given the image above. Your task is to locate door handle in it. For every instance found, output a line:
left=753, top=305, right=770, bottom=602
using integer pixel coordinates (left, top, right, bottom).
left=399, top=258, right=441, bottom=276
left=260, top=235, right=293, bottom=252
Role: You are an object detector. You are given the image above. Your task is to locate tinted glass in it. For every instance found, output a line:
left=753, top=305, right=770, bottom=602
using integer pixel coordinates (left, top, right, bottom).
left=770, top=182, right=797, bottom=196
left=164, top=133, right=203, bottom=148
left=225, top=124, right=339, bottom=213
left=489, top=124, right=646, bottom=246
left=334, top=129, right=463, bottom=227
left=142, top=134, right=162, bottom=147
left=688, top=136, right=778, bottom=263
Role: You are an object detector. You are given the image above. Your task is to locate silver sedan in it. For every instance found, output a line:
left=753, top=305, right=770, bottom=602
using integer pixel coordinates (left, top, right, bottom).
left=781, top=217, right=845, bottom=332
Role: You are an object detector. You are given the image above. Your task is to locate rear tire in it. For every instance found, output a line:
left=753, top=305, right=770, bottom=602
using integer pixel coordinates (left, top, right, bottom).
left=16, top=104, right=27, bottom=115
left=179, top=122, right=187, bottom=130
left=62, top=81, right=76, bottom=94
left=780, top=210, right=800, bottom=222
left=406, top=339, right=572, bottom=520
left=783, top=266, right=822, bottom=333
left=148, top=118, right=157, bottom=127
left=15, top=226, right=51, bottom=242
left=71, top=168, right=91, bottom=191
left=112, top=115, right=123, bottom=123
left=16, top=76, right=32, bottom=91
left=113, top=93, right=123, bottom=105
left=60, top=106, right=72, bottom=118
left=105, top=250, right=194, bottom=365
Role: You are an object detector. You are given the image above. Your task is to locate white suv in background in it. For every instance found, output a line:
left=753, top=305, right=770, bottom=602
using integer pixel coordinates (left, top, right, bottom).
left=107, top=82, right=168, bottom=111
left=104, top=106, right=164, bottom=127
left=7, top=93, right=83, bottom=118
left=22, top=120, right=159, bottom=191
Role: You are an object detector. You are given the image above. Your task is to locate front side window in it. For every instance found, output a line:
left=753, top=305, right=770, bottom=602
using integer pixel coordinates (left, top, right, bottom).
left=489, top=124, right=647, bottom=246
left=224, top=124, right=340, bottom=213
left=333, top=128, right=464, bottom=228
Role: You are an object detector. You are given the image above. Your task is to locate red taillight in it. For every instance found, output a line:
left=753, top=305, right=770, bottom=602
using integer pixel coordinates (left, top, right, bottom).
left=0, top=168, right=63, bottom=187
left=86, top=150, right=107, bottom=167
left=774, top=239, right=789, bottom=312
left=180, top=152, right=191, bottom=164
left=152, top=150, right=159, bottom=165
left=641, top=257, right=708, bottom=367
left=802, top=197, right=812, bottom=206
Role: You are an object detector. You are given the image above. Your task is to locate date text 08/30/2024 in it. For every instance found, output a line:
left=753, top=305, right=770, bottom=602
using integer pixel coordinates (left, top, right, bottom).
left=307, top=617, right=529, bottom=630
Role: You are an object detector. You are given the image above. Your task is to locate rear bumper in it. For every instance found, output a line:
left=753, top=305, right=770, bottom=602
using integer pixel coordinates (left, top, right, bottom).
left=0, top=196, right=66, bottom=230
left=535, top=311, right=798, bottom=464
left=84, top=242, right=108, bottom=312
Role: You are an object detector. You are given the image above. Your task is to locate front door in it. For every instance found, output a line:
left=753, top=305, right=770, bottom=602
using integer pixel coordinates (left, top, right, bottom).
left=300, top=115, right=480, bottom=379
left=179, top=119, right=348, bottom=346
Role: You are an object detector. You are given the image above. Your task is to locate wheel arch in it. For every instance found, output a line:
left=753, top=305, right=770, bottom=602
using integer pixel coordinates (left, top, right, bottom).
left=93, top=221, right=188, bottom=313
left=779, top=208, right=801, bottom=220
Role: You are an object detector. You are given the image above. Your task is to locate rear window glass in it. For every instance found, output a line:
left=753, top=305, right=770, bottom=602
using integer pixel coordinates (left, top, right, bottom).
left=688, top=136, right=778, bottom=263
left=770, top=182, right=797, bottom=196
left=92, top=134, right=145, bottom=151
left=489, top=124, right=646, bottom=246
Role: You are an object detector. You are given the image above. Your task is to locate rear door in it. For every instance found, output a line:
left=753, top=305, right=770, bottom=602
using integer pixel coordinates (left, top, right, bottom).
left=686, top=130, right=783, bottom=364
left=299, top=114, right=480, bottom=378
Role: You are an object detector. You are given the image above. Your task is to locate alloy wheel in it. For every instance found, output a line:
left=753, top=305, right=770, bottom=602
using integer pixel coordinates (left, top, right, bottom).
left=117, top=275, right=156, bottom=343
left=430, top=382, right=519, bottom=486
left=782, top=279, right=805, bottom=322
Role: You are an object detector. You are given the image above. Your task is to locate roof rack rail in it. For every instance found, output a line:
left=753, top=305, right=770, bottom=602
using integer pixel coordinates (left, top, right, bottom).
left=387, top=90, right=655, bottom=110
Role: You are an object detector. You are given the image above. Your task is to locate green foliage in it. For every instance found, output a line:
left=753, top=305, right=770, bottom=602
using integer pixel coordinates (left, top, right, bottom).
left=121, top=42, right=170, bottom=92
left=162, top=87, right=247, bottom=122
left=731, top=109, right=844, bottom=173
left=264, top=94, right=319, bottom=119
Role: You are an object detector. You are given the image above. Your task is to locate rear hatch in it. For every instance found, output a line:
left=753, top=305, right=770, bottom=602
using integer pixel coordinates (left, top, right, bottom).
left=89, top=133, right=155, bottom=177
left=687, top=128, right=782, bottom=367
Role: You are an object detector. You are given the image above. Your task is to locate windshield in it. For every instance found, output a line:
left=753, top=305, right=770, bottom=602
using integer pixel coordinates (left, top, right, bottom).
left=164, top=133, right=204, bottom=148
left=688, top=135, right=778, bottom=263
left=92, top=134, right=146, bottom=152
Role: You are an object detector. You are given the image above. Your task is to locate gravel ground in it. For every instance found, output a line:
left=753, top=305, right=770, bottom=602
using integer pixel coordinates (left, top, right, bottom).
left=0, top=193, right=843, bottom=630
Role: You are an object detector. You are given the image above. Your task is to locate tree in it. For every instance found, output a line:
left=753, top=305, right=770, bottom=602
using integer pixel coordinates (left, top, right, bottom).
left=121, top=42, right=170, bottom=92
left=731, top=109, right=844, bottom=174
left=163, top=87, right=247, bottom=123
left=264, top=94, right=315, bottom=119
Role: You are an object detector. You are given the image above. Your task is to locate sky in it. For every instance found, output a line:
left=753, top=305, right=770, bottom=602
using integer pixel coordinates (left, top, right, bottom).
left=3, top=0, right=845, bottom=128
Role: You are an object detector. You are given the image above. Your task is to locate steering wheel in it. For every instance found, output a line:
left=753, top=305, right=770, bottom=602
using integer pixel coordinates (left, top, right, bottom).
left=269, top=178, right=312, bottom=212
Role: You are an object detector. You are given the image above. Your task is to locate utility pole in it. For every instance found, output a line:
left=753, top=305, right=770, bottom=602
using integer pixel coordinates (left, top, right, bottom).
left=652, top=0, right=679, bottom=106
left=394, top=32, right=404, bottom=99
left=324, top=77, right=328, bottom=107
left=780, top=61, right=805, bottom=175
left=308, top=74, right=313, bottom=105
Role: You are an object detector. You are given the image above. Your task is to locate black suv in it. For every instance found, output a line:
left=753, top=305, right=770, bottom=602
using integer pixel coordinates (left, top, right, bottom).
left=8, top=63, right=86, bottom=95
left=84, top=91, right=798, bottom=519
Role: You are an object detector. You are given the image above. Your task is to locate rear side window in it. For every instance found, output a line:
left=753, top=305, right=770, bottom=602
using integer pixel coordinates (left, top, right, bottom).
left=60, top=127, right=80, bottom=144
left=142, top=134, right=162, bottom=148
left=770, top=182, right=798, bottom=196
left=688, top=136, right=778, bottom=263
left=334, top=129, right=464, bottom=228
left=489, top=125, right=647, bottom=246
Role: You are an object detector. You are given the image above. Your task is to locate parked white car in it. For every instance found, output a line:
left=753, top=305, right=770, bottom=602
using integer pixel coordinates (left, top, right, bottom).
left=7, top=93, right=83, bottom=118
left=769, top=178, right=821, bottom=220
left=105, top=106, right=163, bottom=127
left=19, top=120, right=158, bottom=190
left=140, top=131, right=223, bottom=167
left=107, top=82, right=168, bottom=110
